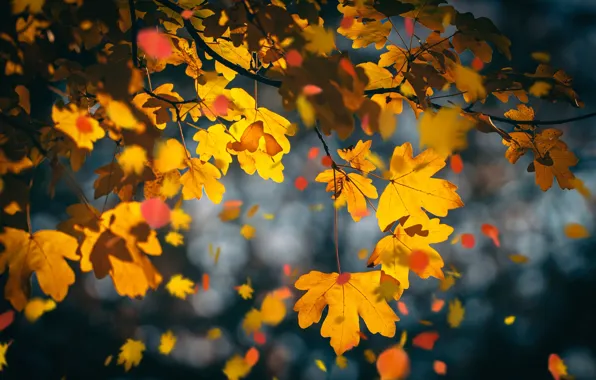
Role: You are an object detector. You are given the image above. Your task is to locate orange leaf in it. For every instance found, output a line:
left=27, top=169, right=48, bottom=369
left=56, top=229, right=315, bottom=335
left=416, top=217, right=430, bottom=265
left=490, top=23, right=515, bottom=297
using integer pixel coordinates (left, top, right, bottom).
left=564, top=223, right=589, bottom=239
left=286, top=49, right=303, bottom=67
left=481, top=223, right=500, bottom=247
left=228, top=121, right=283, bottom=157
left=548, top=354, right=568, bottom=380
left=412, top=331, right=439, bottom=350
left=377, top=346, right=410, bottom=380
left=213, top=95, right=229, bottom=116
left=202, top=274, right=210, bottom=291
left=409, top=249, right=430, bottom=275
left=303, top=85, right=323, bottom=96
left=0, top=310, right=15, bottom=331
left=308, top=147, right=320, bottom=160
left=431, top=298, right=445, bottom=313
left=450, top=154, right=464, bottom=174
left=244, top=347, right=259, bottom=367
left=397, top=301, right=408, bottom=316
left=253, top=331, right=266, bottom=345
left=295, top=176, right=308, bottom=191
left=321, top=156, right=333, bottom=167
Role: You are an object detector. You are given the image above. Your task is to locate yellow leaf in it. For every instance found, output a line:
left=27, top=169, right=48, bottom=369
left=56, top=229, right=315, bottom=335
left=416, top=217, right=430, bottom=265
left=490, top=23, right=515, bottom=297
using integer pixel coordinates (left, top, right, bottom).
left=52, top=104, right=105, bottom=151
left=118, top=145, right=147, bottom=175
left=180, top=158, right=225, bottom=203
left=240, top=224, right=255, bottom=240
left=242, top=309, right=262, bottom=334
left=304, top=25, right=336, bottom=55
left=165, top=231, right=184, bottom=246
left=357, top=249, right=368, bottom=260
left=170, top=208, right=191, bottom=230
left=447, top=298, right=465, bottom=328
left=453, top=64, right=486, bottom=103
left=379, top=108, right=397, bottom=140
left=504, top=104, right=535, bottom=122
left=223, top=355, right=252, bottom=380
left=337, top=140, right=376, bottom=173
left=260, top=293, right=286, bottom=326
left=79, top=202, right=162, bottom=298
left=117, top=339, right=145, bottom=372
left=0, top=342, right=8, bottom=371
left=3, top=202, right=21, bottom=215
left=315, top=359, right=327, bottom=372
left=294, top=270, right=398, bottom=355
left=166, top=274, right=195, bottom=300
left=158, top=330, right=176, bottom=355
left=508, top=254, right=529, bottom=264
left=12, top=0, right=45, bottom=14
left=0, top=228, right=79, bottom=310
left=236, top=281, right=254, bottom=300
left=160, top=171, right=182, bottom=198
left=207, top=327, right=222, bottom=340
left=364, top=349, right=376, bottom=364
left=504, top=316, right=516, bottom=325
left=316, top=169, right=378, bottom=222
left=154, top=139, right=186, bottom=173
left=531, top=51, right=550, bottom=63
left=357, top=63, right=396, bottom=90
left=193, top=124, right=234, bottom=175
left=376, top=142, right=463, bottom=231
left=104, top=355, right=113, bottom=366
left=529, top=82, right=551, bottom=97
left=106, top=99, right=138, bottom=130
left=24, top=298, right=56, bottom=322
left=338, top=19, right=391, bottom=49
left=368, top=213, right=452, bottom=290
left=296, top=95, right=316, bottom=127
left=419, top=107, right=475, bottom=157
left=564, top=223, right=589, bottom=239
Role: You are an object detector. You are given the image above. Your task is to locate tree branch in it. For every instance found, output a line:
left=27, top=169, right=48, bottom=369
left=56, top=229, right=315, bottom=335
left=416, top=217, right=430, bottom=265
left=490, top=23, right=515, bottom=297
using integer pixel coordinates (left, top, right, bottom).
left=128, top=0, right=139, bottom=68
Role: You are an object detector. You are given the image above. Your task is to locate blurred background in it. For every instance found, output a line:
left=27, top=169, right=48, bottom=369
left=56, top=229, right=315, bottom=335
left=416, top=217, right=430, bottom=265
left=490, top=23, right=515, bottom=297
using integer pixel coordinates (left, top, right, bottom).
left=2, top=0, right=596, bottom=379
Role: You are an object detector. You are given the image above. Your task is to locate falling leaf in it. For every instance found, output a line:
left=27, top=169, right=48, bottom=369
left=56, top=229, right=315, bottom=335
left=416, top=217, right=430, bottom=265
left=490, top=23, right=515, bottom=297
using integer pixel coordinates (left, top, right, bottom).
left=295, top=176, right=308, bottom=191
left=166, top=274, right=195, bottom=300
left=154, top=139, right=186, bottom=173
left=118, top=339, right=145, bottom=372
left=412, top=331, right=439, bottom=350
left=447, top=298, right=465, bottom=328
left=0, top=311, right=14, bottom=332
left=137, top=28, right=172, bottom=59
left=242, top=309, right=262, bottom=334
left=253, top=331, right=266, bottom=345
left=105, top=355, right=113, bottom=366
left=377, top=346, right=410, bottom=380
left=564, top=223, right=589, bottom=239
left=471, top=57, right=484, bottom=71
left=24, top=298, right=56, bottom=322
left=321, top=156, right=333, bottom=167
left=431, top=298, right=445, bottom=313
left=294, top=271, right=398, bottom=355
left=377, top=142, right=463, bottom=232
left=453, top=64, right=486, bottom=102
left=531, top=52, right=550, bottom=63
left=165, top=231, right=184, bottom=246
left=159, top=331, right=176, bottom=355
left=434, top=360, right=447, bottom=375
left=530, top=82, right=552, bottom=97
left=303, top=85, right=323, bottom=96
left=244, top=347, right=259, bottom=367
left=207, top=328, right=222, bottom=340
left=240, top=224, right=255, bottom=240
left=450, top=154, right=464, bottom=174
left=0, top=228, right=79, bottom=310
left=285, top=49, right=303, bottom=67
left=504, top=316, right=516, bottom=325
left=481, top=224, right=500, bottom=247
left=548, top=354, right=568, bottom=380
left=357, top=249, right=368, bottom=260
left=508, top=254, right=529, bottom=264
left=118, top=145, right=147, bottom=175
left=223, top=354, right=252, bottom=380
left=364, top=349, right=376, bottom=364
left=0, top=342, right=9, bottom=371
left=397, top=301, right=408, bottom=316
left=404, top=18, right=414, bottom=37
left=140, top=198, right=171, bottom=229
left=296, top=95, right=316, bottom=127
left=315, top=359, right=327, bottom=372
left=461, top=233, right=475, bottom=249
left=170, top=208, right=192, bottom=230
left=304, top=25, right=336, bottom=55
left=213, top=95, right=230, bottom=116
left=236, top=281, right=254, bottom=300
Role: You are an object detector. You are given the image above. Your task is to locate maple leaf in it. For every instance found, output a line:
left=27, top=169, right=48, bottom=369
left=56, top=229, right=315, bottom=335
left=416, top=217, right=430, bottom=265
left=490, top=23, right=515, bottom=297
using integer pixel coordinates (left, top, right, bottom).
left=166, top=274, right=195, bottom=299
left=180, top=158, right=225, bottom=203
left=118, top=339, right=145, bottom=372
left=236, top=281, right=254, bottom=300
left=52, top=104, right=105, bottom=151
left=376, top=142, right=463, bottom=231
left=170, top=208, right=191, bottom=230
left=368, top=214, right=452, bottom=290
left=304, top=25, right=336, bottom=55
left=419, top=107, right=475, bottom=157
left=193, top=124, right=234, bottom=174
left=118, top=145, right=147, bottom=175
left=0, top=342, right=8, bottom=371
left=294, top=270, right=398, bottom=355
left=79, top=202, right=163, bottom=298
left=165, top=231, right=184, bottom=246
left=159, top=330, right=176, bottom=355
left=549, top=354, right=569, bottom=380
left=453, top=64, right=486, bottom=103
left=504, top=104, right=535, bottom=123
left=0, top=228, right=79, bottom=310
left=337, top=140, right=377, bottom=173
left=338, top=19, right=391, bottom=50
left=316, top=169, right=378, bottom=222
left=154, top=139, right=187, bottom=173
left=223, top=355, right=252, bottom=380
left=447, top=298, right=465, bottom=328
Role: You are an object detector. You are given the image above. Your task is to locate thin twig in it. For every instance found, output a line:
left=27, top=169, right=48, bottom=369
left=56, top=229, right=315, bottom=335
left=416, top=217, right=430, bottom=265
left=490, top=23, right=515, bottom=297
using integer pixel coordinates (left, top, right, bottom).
left=128, top=0, right=138, bottom=68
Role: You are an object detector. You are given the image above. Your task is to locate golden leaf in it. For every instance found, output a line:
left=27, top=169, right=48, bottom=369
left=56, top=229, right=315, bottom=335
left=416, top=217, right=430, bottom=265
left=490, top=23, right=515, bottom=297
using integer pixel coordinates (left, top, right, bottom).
left=117, top=339, right=145, bottom=372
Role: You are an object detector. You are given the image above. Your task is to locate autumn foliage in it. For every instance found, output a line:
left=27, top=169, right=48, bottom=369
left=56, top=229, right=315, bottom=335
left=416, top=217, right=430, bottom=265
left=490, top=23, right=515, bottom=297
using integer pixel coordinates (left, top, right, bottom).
left=0, top=0, right=591, bottom=378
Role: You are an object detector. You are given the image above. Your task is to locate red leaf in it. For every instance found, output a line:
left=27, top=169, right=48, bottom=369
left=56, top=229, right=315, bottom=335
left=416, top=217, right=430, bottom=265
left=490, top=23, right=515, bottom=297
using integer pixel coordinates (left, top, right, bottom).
left=339, top=58, right=356, bottom=77
left=321, top=156, right=333, bottom=167
left=450, top=154, right=464, bottom=174
left=377, top=347, right=410, bottom=380
left=181, top=9, right=193, bottom=20
left=481, top=223, right=500, bottom=247
left=434, top=360, right=447, bottom=375
left=412, top=331, right=439, bottom=350
left=137, top=29, right=172, bottom=59
left=295, top=176, right=308, bottom=191
left=286, top=49, right=303, bottom=67
left=302, top=84, right=323, bottom=96
left=461, top=233, right=475, bottom=249
left=283, top=264, right=291, bottom=276
left=431, top=298, right=445, bottom=313
left=141, top=198, right=171, bottom=229
left=202, top=273, right=210, bottom=291
left=397, top=301, right=408, bottom=316
left=0, top=310, right=15, bottom=331
left=244, top=347, right=259, bottom=367
left=409, top=249, right=429, bottom=275
left=548, top=354, right=568, bottom=380
left=253, top=331, right=266, bottom=345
